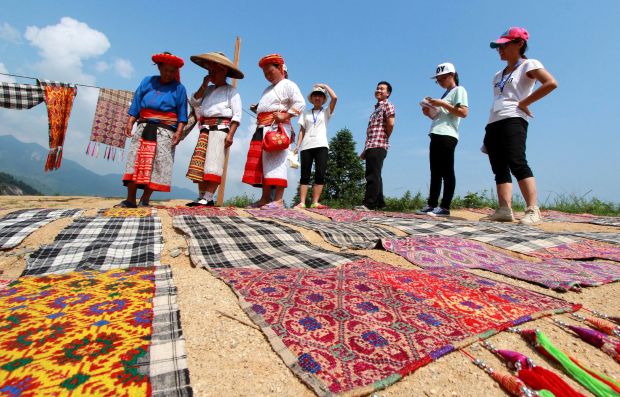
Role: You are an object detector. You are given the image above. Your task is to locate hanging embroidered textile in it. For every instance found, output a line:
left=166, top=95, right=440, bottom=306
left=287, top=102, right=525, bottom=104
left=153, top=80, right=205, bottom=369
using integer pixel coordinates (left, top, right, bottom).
left=39, top=80, right=77, bottom=171
left=88, top=88, right=134, bottom=160
left=0, top=82, right=45, bottom=109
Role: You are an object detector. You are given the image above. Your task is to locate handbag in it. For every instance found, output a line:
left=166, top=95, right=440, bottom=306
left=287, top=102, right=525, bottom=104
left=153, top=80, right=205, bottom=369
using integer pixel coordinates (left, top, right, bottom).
left=263, top=122, right=290, bottom=152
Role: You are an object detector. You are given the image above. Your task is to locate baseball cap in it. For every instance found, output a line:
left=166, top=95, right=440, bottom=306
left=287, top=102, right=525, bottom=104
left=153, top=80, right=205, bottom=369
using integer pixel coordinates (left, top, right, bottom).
left=308, top=86, right=328, bottom=102
left=430, top=62, right=456, bottom=79
left=490, top=27, right=529, bottom=48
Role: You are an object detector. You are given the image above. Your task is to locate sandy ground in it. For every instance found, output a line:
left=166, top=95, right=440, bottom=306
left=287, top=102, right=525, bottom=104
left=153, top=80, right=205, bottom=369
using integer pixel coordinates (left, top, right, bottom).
left=0, top=196, right=619, bottom=397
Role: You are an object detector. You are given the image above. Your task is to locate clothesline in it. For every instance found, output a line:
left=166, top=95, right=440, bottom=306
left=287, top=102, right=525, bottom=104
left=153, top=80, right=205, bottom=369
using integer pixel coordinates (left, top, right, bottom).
left=0, top=71, right=257, bottom=121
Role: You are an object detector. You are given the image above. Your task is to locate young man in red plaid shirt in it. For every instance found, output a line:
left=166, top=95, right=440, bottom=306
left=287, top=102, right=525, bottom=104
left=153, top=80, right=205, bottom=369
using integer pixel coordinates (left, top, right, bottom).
left=357, top=81, right=395, bottom=210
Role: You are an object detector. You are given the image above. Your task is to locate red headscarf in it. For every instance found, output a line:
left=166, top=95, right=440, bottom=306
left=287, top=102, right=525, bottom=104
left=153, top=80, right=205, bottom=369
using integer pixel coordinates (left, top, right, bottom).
left=152, top=53, right=184, bottom=82
left=258, top=53, right=285, bottom=69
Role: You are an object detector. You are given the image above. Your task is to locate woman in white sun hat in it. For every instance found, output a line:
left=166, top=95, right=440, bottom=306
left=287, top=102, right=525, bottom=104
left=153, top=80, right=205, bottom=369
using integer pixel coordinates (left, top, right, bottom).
left=294, top=83, right=337, bottom=209
left=416, top=62, right=468, bottom=217
left=481, top=27, right=557, bottom=225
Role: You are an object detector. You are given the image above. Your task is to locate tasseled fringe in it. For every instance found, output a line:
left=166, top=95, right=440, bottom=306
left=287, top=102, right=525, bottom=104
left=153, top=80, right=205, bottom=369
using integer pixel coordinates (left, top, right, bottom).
left=45, top=147, right=63, bottom=172
left=589, top=310, right=620, bottom=327
left=85, top=141, right=123, bottom=161
left=574, top=314, right=620, bottom=338
left=554, top=319, right=620, bottom=363
left=511, top=327, right=620, bottom=397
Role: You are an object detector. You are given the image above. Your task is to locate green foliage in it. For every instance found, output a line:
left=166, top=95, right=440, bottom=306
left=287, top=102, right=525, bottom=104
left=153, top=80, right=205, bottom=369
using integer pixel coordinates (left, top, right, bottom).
left=0, top=172, right=42, bottom=195
left=223, top=193, right=255, bottom=208
left=322, top=128, right=365, bottom=207
left=541, top=192, right=620, bottom=216
left=383, top=191, right=425, bottom=211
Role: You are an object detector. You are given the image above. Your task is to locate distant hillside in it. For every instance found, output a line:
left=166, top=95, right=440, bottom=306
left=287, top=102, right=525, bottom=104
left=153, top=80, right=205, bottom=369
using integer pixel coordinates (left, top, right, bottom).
left=0, top=135, right=196, bottom=199
left=0, top=172, right=42, bottom=195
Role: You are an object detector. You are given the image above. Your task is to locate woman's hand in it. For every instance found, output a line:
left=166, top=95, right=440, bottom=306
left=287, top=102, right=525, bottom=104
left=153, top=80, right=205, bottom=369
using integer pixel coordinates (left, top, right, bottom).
left=273, top=112, right=289, bottom=123
left=426, top=98, right=447, bottom=108
left=517, top=101, right=533, bottom=117
left=171, top=131, right=183, bottom=147
left=225, top=133, right=234, bottom=147
left=124, top=125, right=133, bottom=137
left=201, top=75, right=211, bottom=89
left=293, top=147, right=299, bottom=154
left=422, top=107, right=431, bottom=116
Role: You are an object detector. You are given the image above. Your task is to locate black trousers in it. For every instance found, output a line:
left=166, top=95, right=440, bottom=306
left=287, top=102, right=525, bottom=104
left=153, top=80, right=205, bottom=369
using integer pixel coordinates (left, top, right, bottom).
left=299, top=147, right=328, bottom=185
left=428, top=133, right=458, bottom=209
left=363, top=148, right=387, bottom=209
left=484, top=117, right=533, bottom=184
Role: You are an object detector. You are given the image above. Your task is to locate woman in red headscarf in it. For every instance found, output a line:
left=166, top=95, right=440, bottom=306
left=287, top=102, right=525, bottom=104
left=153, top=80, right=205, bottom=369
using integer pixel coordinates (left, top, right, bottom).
left=242, top=54, right=305, bottom=208
left=118, top=52, right=188, bottom=208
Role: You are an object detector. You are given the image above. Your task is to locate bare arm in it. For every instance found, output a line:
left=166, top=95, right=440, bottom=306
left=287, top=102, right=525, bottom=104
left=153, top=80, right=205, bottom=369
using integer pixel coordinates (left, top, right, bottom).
left=426, top=98, right=468, bottom=118
left=316, top=83, right=338, bottom=114
left=125, top=116, right=137, bottom=137
left=520, top=68, right=558, bottom=108
left=294, top=126, right=305, bottom=153
left=192, top=76, right=211, bottom=100
left=225, top=121, right=239, bottom=147
left=172, top=122, right=186, bottom=146
left=385, top=116, right=395, bottom=137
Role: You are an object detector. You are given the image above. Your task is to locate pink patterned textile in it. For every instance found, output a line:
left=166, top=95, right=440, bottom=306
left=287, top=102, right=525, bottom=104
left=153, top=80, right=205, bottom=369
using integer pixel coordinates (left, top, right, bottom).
left=157, top=206, right=239, bottom=217
left=382, top=236, right=620, bottom=292
left=215, top=258, right=577, bottom=396
left=246, top=208, right=315, bottom=221
left=529, top=239, right=620, bottom=262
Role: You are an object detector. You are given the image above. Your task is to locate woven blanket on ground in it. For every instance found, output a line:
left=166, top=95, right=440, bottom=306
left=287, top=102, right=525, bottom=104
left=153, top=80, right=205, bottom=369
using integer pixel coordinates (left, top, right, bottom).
left=306, top=208, right=428, bottom=223
left=0, top=265, right=192, bottom=396
left=89, top=88, right=134, bottom=150
left=97, top=207, right=157, bottom=217
left=571, top=232, right=620, bottom=246
left=159, top=206, right=239, bottom=217
left=382, top=236, right=620, bottom=291
left=371, top=218, right=582, bottom=255
left=0, top=279, right=11, bottom=290
left=24, top=217, right=163, bottom=276
left=0, top=209, right=84, bottom=250
left=246, top=208, right=315, bottom=221
left=215, top=258, right=578, bottom=396
left=0, top=82, right=45, bottom=109
left=529, top=239, right=620, bottom=262
left=253, top=216, right=398, bottom=249
left=173, top=215, right=359, bottom=270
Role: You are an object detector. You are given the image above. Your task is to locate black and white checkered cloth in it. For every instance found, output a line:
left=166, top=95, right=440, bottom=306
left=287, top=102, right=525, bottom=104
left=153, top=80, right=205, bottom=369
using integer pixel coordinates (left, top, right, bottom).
left=23, top=216, right=163, bottom=275
left=142, top=265, right=193, bottom=397
left=0, top=82, right=45, bottom=109
left=368, top=217, right=581, bottom=254
left=570, top=232, right=620, bottom=246
left=173, top=215, right=359, bottom=270
left=255, top=215, right=398, bottom=249
left=0, top=208, right=84, bottom=250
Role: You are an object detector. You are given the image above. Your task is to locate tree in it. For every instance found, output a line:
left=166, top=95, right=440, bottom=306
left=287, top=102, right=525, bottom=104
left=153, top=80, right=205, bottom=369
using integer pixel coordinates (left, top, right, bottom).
left=323, top=128, right=365, bottom=207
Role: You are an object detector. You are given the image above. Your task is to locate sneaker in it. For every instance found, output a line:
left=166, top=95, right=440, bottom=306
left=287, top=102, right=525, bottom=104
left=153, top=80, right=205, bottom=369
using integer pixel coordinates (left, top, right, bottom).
left=354, top=205, right=371, bottom=211
left=429, top=207, right=450, bottom=217
left=205, top=200, right=215, bottom=207
left=519, top=205, right=542, bottom=225
left=416, top=205, right=434, bottom=215
left=294, top=203, right=306, bottom=209
left=480, top=207, right=515, bottom=222
left=196, top=199, right=209, bottom=206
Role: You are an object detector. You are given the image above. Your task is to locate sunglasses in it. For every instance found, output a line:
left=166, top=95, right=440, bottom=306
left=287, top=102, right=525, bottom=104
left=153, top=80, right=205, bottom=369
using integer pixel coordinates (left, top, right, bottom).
left=495, top=40, right=519, bottom=50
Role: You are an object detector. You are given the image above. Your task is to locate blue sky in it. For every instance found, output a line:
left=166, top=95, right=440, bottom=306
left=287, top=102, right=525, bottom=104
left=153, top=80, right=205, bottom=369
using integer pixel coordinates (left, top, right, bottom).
left=0, top=0, right=618, bottom=203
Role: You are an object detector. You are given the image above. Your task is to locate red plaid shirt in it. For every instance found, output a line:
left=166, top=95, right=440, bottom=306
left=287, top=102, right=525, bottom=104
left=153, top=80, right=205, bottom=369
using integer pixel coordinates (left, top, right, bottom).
left=364, top=99, right=395, bottom=150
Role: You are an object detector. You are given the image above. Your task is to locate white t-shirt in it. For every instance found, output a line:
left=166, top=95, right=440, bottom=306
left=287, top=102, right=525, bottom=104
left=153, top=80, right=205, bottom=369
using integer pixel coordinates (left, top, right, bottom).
left=488, top=58, right=544, bottom=124
left=257, top=79, right=305, bottom=116
left=298, top=107, right=332, bottom=151
left=189, top=84, right=242, bottom=123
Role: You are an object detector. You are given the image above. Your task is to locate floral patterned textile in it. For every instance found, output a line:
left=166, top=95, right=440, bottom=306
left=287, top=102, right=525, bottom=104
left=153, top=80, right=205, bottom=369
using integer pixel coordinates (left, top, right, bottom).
left=0, top=266, right=192, bottom=396
left=305, top=208, right=428, bottom=223
left=89, top=88, right=134, bottom=160
left=215, top=258, right=578, bottom=396
left=246, top=208, right=315, bottom=221
left=159, top=206, right=239, bottom=217
left=382, top=236, right=620, bottom=291
left=41, top=83, right=77, bottom=171
left=528, top=239, right=620, bottom=262
left=98, top=207, right=156, bottom=218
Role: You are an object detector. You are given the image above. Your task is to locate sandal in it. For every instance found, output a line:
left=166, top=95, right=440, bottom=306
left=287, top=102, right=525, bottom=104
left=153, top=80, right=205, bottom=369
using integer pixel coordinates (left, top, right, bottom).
left=294, top=203, right=306, bottom=209
left=310, top=203, right=328, bottom=209
left=114, top=200, right=137, bottom=209
left=138, top=201, right=152, bottom=208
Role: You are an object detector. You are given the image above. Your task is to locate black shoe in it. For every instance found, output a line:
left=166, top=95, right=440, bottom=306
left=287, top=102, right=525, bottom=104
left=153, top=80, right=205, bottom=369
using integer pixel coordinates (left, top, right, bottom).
left=206, top=200, right=215, bottom=207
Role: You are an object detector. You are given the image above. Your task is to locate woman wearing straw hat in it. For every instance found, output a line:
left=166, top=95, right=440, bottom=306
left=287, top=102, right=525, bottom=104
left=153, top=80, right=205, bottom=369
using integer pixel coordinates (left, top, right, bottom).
left=118, top=52, right=188, bottom=208
left=242, top=53, right=305, bottom=209
left=185, top=52, right=243, bottom=206
left=416, top=62, right=468, bottom=217
left=481, top=27, right=557, bottom=225
left=293, top=83, right=337, bottom=209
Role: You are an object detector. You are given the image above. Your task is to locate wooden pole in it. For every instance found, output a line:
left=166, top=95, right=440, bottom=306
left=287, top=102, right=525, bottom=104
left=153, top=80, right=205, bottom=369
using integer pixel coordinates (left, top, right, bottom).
left=216, top=36, right=241, bottom=206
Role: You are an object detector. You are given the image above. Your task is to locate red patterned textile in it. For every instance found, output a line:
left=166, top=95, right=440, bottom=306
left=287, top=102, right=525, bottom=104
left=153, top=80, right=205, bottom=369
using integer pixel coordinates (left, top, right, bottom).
left=242, top=129, right=264, bottom=186
left=215, top=258, right=577, bottom=396
left=42, top=85, right=77, bottom=171
left=89, top=88, right=134, bottom=156
left=258, top=54, right=285, bottom=68
left=133, top=139, right=157, bottom=186
left=158, top=206, right=239, bottom=217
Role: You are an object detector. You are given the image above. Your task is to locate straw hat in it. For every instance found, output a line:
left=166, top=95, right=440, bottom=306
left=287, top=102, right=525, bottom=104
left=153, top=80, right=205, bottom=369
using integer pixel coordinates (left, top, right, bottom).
left=190, top=52, right=244, bottom=79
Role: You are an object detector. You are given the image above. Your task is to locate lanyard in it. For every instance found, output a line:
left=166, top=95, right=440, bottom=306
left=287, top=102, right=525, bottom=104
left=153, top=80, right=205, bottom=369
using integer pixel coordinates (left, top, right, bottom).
left=498, top=60, right=523, bottom=93
left=311, top=108, right=322, bottom=125
left=441, top=86, right=456, bottom=99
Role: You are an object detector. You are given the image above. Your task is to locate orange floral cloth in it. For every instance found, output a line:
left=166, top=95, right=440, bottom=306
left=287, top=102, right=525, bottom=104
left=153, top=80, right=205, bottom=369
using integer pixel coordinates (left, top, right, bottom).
left=42, top=84, right=77, bottom=171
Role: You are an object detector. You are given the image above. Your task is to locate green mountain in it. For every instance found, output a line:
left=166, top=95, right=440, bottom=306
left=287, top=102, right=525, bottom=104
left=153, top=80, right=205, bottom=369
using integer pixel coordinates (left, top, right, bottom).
left=0, top=172, right=42, bottom=195
left=0, top=135, right=196, bottom=199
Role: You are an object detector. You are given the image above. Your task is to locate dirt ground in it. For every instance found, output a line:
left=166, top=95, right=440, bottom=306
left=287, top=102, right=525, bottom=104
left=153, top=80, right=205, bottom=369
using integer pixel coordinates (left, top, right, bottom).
left=1, top=196, right=618, bottom=397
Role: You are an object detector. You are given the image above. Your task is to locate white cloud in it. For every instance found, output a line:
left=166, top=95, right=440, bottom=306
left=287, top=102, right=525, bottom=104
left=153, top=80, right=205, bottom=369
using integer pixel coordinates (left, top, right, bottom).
left=0, top=63, right=16, bottom=83
left=24, top=17, right=110, bottom=85
left=95, top=61, right=109, bottom=73
left=114, top=58, right=134, bottom=78
left=0, top=22, right=21, bottom=44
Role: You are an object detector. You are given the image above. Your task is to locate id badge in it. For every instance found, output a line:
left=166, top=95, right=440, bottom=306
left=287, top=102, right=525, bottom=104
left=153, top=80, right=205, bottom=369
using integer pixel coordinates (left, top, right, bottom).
left=492, top=96, right=504, bottom=112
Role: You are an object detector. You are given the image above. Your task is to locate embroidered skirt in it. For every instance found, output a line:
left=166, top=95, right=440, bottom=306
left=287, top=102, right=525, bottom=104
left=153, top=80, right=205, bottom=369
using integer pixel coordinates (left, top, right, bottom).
left=242, top=123, right=290, bottom=187
left=186, top=123, right=230, bottom=184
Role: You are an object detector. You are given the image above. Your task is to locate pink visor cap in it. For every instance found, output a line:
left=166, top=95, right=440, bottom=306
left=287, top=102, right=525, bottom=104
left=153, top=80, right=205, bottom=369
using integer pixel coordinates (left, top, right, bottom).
left=490, top=27, right=529, bottom=48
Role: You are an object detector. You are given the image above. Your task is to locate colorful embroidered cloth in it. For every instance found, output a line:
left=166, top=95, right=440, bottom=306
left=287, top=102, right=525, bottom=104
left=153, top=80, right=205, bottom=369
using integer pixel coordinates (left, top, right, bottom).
left=571, top=232, right=620, bottom=246
left=40, top=81, right=77, bottom=172
left=0, top=82, right=45, bottom=109
left=0, top=209, right=84, bottom=250
left=382, top=236, right=620, bottom=291
left=215, top=258, right=578, bottom=396
left=97, top=207, right=156, bottom=218
left=0, top=265, right=192, bottom=396
left=186, top=130, right=208, bottom=182
left=306, top=208, right=428, bottom=223
left=24, top=217, right=163, bottom=276
left=159, top=206, right=239, bottom=217
left=253, top=216, right=398, bottom=250
left=529, top=239, right=620, bottom=262
left=467, top=208, right=620, bottom=227
left=0, top=279, right=12, bottom=290
left=246, top=208, right=315, bottom=221
left=89, top=88, right=134, bottom=150
left=173, top=215, right=359, bottom=270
